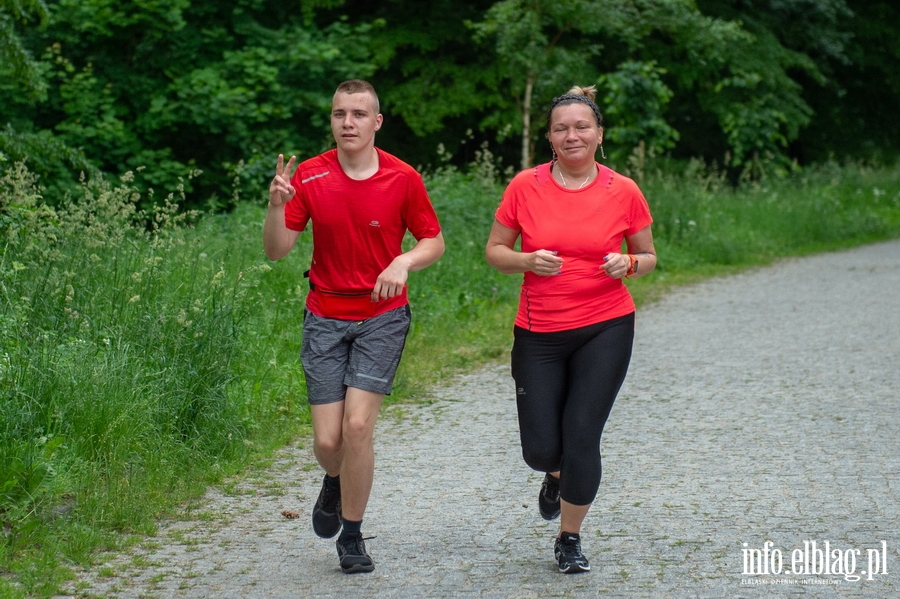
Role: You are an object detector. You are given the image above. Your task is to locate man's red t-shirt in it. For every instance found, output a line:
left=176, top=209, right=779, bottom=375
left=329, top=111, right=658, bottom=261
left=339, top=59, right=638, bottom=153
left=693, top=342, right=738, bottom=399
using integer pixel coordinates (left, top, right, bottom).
left=495, top=162, right=653, bottom=332
left=284, top=148, right=441, bottom=320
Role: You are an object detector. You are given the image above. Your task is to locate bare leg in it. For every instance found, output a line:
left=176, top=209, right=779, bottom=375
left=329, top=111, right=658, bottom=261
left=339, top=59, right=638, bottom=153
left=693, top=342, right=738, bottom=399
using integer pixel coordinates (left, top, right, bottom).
left=310, top=401, right=346, bottom=477
left=559, top=499, right=591, bottom=536
left=338, top=387, right=384, bottom=521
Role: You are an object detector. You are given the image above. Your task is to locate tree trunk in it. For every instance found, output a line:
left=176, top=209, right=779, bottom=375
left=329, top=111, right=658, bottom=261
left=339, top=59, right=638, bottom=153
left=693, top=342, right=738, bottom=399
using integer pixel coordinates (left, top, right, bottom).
left=520, top=75, right=535, bottom=170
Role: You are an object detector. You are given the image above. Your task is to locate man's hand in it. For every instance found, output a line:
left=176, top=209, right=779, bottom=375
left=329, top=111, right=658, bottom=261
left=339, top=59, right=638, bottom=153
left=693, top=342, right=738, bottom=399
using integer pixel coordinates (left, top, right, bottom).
left=371, top=256, right=410, bottom=302
left=269, top=154, right=297, bottom=208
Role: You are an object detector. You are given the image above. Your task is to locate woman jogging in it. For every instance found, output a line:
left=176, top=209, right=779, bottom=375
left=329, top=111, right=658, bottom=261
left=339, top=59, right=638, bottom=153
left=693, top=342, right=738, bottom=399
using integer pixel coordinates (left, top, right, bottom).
left=485, top=84, right=657, bottom=573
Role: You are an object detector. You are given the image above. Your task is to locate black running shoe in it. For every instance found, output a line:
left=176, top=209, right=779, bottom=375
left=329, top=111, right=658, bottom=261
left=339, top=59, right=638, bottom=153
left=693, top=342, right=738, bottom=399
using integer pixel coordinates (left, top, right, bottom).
left=335, top=532, right=375, bottom=574
left=312, top=475, right=342, bottom=538
left=555, top=532, right=591, bottom=573
left=538, top=473, right=561, bottom=520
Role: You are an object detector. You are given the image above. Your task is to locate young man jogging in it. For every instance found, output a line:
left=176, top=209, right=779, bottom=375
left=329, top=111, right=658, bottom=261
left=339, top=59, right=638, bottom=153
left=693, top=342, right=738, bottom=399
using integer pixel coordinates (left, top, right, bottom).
left=263, top=79, right=444, bottom=573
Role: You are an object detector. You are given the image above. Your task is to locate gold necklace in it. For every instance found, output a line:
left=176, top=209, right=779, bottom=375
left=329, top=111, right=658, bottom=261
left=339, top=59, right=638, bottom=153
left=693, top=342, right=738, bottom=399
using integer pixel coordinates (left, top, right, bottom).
left=557, top=165, right=593, bottom=189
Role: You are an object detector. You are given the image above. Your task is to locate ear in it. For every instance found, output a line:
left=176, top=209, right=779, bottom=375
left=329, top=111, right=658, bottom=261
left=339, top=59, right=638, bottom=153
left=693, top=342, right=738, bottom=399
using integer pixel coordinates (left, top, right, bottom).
left=374, top=113, right=384, bottom=131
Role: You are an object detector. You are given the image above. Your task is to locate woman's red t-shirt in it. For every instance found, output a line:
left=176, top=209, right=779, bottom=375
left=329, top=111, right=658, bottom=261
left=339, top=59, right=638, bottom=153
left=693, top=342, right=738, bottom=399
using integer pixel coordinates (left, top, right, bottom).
left=495, top=162, right=653, bottom=332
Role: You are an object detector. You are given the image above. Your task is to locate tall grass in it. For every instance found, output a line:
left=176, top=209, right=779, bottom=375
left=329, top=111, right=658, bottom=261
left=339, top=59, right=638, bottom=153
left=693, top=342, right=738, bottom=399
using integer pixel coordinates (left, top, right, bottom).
left=1, top=154, right=899, bottom=597
left=622, top=158, right=900, bottom=305
left=0, top=165, right=271, bottom=596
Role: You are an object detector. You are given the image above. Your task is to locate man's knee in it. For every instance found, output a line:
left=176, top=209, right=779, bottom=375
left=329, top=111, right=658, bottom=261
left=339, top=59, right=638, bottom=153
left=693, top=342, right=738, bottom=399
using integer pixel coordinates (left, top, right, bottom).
left=314, top=430, right=343, bottom=454
left=342, top=413, right=374, bottom=446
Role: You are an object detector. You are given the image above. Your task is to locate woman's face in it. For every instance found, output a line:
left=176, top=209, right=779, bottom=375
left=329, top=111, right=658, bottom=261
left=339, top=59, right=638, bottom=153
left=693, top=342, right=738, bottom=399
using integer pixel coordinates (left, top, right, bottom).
left=548, top=103, right=603, bottom=166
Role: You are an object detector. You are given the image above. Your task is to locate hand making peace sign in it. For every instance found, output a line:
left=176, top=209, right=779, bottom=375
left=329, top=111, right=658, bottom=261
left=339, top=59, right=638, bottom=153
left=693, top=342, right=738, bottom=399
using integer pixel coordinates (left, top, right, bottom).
left=268, top=154, right=297, bottom=208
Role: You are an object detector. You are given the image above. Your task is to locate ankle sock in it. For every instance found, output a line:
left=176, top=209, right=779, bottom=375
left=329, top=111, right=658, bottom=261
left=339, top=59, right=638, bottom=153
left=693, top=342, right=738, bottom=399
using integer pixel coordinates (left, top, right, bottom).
left=340, top=518, right=362, bottom=540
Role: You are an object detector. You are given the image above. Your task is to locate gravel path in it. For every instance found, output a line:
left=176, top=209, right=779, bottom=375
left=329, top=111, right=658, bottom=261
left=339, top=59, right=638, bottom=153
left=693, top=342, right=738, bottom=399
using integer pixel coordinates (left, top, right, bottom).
left=61, top=240, right=900, bottom=598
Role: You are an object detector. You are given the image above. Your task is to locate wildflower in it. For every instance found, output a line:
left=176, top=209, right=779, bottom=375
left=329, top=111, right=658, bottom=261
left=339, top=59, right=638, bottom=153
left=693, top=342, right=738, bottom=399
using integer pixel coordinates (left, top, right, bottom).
left=176, top=309, right=193, bottom=328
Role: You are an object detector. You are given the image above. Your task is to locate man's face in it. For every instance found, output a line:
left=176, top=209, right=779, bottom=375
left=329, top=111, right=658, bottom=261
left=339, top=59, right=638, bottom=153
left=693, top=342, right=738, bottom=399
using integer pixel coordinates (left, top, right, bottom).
left=331, top=91, right=382, bottom=155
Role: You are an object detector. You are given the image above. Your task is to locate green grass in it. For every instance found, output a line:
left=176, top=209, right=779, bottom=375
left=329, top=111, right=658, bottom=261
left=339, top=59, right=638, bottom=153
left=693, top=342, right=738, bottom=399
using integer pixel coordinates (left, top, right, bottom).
left=2, top=155, right=900, bottom=597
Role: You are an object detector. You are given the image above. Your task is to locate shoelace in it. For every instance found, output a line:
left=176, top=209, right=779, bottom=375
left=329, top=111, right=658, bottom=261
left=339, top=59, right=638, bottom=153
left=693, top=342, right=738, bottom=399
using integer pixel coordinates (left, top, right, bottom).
left=558, top=537, right=583, bottom=559
left=322, top=482, right=341, bottom=506
left=340, top=535, right=377, bottom=554
left=543, top=480, right=559, bottom=500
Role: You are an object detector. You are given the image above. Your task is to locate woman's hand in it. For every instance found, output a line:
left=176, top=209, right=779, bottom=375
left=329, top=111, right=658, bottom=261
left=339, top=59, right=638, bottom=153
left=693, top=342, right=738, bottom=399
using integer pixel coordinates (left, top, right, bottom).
left=527, top=249, right=564, bottom=276
left=600, top=252, right=631, bottom=279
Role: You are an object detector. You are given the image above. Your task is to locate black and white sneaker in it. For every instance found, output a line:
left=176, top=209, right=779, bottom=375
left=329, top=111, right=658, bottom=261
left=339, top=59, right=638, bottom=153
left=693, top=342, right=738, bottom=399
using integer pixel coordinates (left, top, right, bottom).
left=312, top=475, right=342, bottom=538
left=336, top=532, right=375, bottom=574
left=538, top=473, right=561, bottom=520
left=555, top=532, right=591, bottom=574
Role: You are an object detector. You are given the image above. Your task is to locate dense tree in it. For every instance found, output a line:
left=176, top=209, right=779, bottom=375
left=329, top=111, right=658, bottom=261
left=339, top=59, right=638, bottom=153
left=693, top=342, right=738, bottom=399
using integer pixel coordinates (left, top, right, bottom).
left=469, top=0, right=615, bottom=169
left=1, top=0, right=380, bottom=203
left=302, top=0, right=503, bottom=169
left=792, top=0, right=900, bottom=161
left=0, top=0, right=896, bottom=208
left=0, top=0, right=48, bottom=100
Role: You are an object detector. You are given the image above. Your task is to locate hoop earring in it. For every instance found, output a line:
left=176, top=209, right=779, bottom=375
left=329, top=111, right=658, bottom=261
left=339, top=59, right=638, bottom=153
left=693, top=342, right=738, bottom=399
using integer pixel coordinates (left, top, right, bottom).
left=599, top=145, right=606, bottom=160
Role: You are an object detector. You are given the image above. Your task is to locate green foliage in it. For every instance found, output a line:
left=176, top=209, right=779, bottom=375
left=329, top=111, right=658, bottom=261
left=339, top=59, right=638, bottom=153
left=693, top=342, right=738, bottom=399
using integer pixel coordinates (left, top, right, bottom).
left=468, top=0, right=616, bottom=167
left=0, top=162, right=272, bottom=593
left=2, top=0, right=897, bottom=205
left=691, top=0, right=857, bottom=165
left=599, top=60, right=679, bottom=162
left=0, top=0, right=382, bottom=208
left=53, top=0, right=190, bottom=37
left=0, top=0, right=49, bottom=99
left=645, top=157, right=900, bottom=271
left=794, top=0, right=900, bottom=162
left=463, top=0, right=828, bottom=169
left=307, top=0, right=504, bottom=169
left=395, top=147, right=518, bottom=384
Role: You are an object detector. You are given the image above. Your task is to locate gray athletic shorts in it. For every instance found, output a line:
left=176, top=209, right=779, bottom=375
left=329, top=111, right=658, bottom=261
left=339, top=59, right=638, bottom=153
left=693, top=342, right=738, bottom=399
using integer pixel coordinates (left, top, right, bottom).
left=300, top=305, right=411, bottom=405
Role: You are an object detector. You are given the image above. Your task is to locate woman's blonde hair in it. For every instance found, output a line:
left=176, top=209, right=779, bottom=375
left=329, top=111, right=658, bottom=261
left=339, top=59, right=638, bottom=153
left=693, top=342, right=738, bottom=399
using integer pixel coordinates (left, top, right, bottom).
left=565, top=85, right=598, bottom=103
left=546, top=85, right=603, bottom=130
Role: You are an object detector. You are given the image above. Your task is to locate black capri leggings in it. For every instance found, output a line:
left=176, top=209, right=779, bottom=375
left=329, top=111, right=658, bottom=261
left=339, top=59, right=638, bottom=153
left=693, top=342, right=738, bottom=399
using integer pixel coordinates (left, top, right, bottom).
left=511, top=312, right=634, bottom=506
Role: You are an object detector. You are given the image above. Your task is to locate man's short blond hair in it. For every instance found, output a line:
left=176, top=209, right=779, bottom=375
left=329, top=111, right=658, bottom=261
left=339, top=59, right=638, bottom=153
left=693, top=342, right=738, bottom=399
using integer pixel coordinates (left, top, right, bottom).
left=334, top=79, right=380, bottom=114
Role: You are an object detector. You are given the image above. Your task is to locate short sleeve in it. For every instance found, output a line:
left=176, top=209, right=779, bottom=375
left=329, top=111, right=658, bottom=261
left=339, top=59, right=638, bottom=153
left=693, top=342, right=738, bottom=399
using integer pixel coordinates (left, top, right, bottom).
left=404, top=173, right=441, bottom=240
left=624, top=179, right=653, bottom=236
left=495, top=169, right=533, bottom=231
left=283, top=168, right=311, bottom=232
